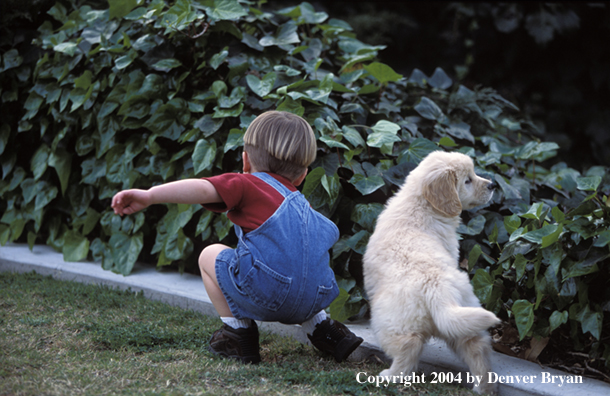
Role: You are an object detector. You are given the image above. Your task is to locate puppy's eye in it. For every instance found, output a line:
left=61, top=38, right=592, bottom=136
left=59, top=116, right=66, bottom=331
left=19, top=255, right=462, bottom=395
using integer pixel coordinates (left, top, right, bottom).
left=465, top=178, right=472, bottom=184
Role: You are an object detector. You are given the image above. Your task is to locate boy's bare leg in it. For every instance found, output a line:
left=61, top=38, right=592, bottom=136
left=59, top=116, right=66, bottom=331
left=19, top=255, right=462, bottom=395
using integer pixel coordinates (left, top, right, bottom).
left=199, top=244, right=233, bottom=317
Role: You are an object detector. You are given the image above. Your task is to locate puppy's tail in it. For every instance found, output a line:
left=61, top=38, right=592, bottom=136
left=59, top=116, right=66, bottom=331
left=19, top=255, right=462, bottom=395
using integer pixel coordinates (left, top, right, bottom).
left=432, top=304, right=500, bottom=339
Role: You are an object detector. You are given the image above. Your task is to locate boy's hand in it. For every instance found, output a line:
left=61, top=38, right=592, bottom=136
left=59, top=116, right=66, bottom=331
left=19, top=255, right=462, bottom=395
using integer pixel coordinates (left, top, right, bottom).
left=111, top=189, right=152, bottom=216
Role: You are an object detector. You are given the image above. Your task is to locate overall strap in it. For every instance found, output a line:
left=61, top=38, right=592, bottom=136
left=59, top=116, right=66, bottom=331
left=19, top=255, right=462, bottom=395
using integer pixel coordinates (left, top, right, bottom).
left=251, top=172, right=293, bottom=198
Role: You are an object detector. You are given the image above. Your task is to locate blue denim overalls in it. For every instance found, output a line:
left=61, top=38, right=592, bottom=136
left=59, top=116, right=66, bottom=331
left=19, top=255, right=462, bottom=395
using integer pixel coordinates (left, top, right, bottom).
left=214, top=172, right=340, bottom=324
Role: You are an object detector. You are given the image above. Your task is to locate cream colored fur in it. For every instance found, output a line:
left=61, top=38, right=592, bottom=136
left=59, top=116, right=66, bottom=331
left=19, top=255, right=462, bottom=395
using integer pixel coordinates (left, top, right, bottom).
left=363, top=151, right=500, bottom=394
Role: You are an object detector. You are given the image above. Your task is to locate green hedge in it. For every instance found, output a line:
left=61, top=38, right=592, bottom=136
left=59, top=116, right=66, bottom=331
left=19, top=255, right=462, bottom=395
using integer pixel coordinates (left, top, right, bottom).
left=1, top=0, right=609, bottom=370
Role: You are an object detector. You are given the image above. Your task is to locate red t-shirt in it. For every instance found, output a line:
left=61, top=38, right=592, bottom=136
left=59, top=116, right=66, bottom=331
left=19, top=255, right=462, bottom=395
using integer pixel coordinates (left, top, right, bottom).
left=202, top=173, right=297, bottom=233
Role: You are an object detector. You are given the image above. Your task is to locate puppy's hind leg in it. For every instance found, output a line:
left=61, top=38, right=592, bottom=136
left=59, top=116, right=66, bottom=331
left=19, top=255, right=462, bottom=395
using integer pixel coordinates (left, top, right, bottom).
left=379, top=333, right=425, bottom=377
left=447, top=333, right=496, bottom=395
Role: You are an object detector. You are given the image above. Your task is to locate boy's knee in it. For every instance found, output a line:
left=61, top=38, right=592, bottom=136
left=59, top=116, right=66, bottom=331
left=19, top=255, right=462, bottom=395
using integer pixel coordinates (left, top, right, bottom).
left=199, top=244, right=230, bottom=273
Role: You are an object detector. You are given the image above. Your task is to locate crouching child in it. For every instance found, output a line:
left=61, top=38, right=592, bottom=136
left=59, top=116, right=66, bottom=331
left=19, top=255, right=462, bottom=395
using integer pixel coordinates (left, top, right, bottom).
left=111, top=111, right=363, bottom=364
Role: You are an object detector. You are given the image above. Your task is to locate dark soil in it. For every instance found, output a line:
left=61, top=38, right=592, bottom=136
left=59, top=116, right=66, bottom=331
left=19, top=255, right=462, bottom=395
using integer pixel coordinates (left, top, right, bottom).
left=491, top=322, right=610, bottom=384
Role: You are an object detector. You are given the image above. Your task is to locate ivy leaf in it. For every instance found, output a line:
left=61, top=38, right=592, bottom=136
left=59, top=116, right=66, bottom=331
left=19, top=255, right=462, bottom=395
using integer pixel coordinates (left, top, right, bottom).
left=504, top=214, right=522, bottom=234
left=571, top=304, right=603, bottom=340
left=521, top=202, right=545, bottom=220
left=242, top=32, right=264, bottom=51
left=108, top=0, right=140, bottom=20
left=213, top=103, right=244, bottom=118
left=512, top=254, right=528, bottom=281
left=341, top=126, right=365, bottom=148
left=467, top=244, right=482, bottom=272
left=308, top=73, right=333, bottom=104
left=495, top=174, right=522, bottom=200
left=428, top=67, right=453, bottom=89
left=319, top=136, right=349, bottom=150
left=399, top=138, right=440, bottom=164
left=579, top=306, right=603, bottom=340
left=152, top=58, right=182, bottom=71
left=321, top=173, right=340, bottom=206
left=218, top=87, right=245, bottom=108
left=203, top=0, right=248, bottom=21
left=209, top=48, right=228, bottom=70
left=576, top=176, right=601, bottom=192
left=371, top=120, right=401, bottom=135
left=274, top=64, right=300, bottom=77
left=458, top=215, right=486, bottom=236
left=109, top=232, right=143, bottom=275
left=31, top=144, right=50, bottom=180
left=246, top=72, right=277, bottom=97
left=366, top=132, right=400, bottom=155
left=303, top=167, right=336, bottom=209
left=472, top=269, right=494, bottom=303
left=549, top=310, right=568, bottom=333
left=514, top=141, right=559, bottom=161
left=329, top=288, right=352, bottom=322
left=34, top=181, right=58, bottom=211
left=53, top=42, right=78, bottom=56
left=349, top=173, right=385, bottom=195
left=299, top=2, right=329, bottom=24
left=80, top=208, right=102, bottom=236
left=551, top=206, right=565, bottom=223
left=0, top=124, right=9, bottom=156
left=563, top=251, right=608, bottom=280
left=446, top=122, right=474, bottom=143
left=23, top=92, right=43, bottom=120
left=593, top=230, right=610, bottom=248
left=439, top=136, right=457, bottom=147
left=49, top=148, right=72, bottom=196
left=259, top=21, right=300, bottom=47
left=414, top=97, right=444, bottom=120
left=162, top=229, right=193, bottom=263
left=213, top=213, right=232, bottom=241
left=364, top=62, right=403, bottom=84
left=81, top=157, right=106, bottom=185
left=1, top=49, right=23, bottom=72
left=194, top=115, right=223, bottom=137
left=63, top=230, right=90, bottom=262
left=408, top=68, right=428, bottom=87
left=541, top=224, right=563, bottom=248
left=114, top=51, right=136, bottom=71
left=224, top=129, right=244, bottom=153
left=340, top=54, right=375, bottom=73
left=192, top=139, right=217, bottom=174
left=20, top=179, right=35, bottom=204
left=74, top=70, right=92, bottom=89
left=512, top=300, right=535, bottom=340
left=521, top=224, right=561, bottom=247
left=351, top=203, right=384, bottom=232
left=276, top=96, right=304, bottom=116
left=196, top=211, right=214, bottom=239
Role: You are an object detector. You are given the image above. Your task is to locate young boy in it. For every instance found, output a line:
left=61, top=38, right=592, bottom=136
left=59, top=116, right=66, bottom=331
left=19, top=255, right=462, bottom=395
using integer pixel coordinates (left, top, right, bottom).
left=111, top=111, right=363, bottom=364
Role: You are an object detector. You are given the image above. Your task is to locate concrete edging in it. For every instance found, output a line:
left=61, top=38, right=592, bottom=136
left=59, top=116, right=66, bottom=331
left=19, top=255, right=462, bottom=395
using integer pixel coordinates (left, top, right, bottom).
left=1, top=244, right=609, bottom=396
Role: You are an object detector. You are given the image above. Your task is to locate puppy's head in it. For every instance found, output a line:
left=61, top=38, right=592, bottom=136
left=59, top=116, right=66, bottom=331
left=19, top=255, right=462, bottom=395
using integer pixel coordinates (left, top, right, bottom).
left=420, top=151, right=494, bottom=217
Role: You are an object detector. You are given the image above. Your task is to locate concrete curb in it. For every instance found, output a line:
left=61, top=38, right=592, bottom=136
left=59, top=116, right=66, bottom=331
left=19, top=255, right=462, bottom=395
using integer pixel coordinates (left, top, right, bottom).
left=1, top=244, right=609, bottom=396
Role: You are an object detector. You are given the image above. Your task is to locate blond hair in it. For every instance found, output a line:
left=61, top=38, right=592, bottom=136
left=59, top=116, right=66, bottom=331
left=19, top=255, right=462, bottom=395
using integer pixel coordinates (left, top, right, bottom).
left=243, top=111, right=317, bottom=181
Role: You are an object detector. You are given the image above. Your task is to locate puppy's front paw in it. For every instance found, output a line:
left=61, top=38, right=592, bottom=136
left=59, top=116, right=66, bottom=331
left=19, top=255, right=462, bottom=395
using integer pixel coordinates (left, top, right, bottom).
left=379, top=368, right=392, bottom=377
left=474, top=382, right=498, bottom=395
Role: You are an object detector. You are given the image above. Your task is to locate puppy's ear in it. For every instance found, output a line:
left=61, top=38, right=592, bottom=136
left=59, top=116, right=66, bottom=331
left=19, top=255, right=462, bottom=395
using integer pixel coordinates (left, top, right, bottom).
left=422, top=168, right=462, bottom=217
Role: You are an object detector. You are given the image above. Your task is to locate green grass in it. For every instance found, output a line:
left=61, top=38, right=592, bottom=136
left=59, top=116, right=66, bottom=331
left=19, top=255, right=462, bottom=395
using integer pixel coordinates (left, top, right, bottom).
left=0, top=272, right=477, bottom=396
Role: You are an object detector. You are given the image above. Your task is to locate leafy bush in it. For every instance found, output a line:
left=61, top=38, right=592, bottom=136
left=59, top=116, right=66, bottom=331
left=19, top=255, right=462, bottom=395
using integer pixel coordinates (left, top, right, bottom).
left=0, top=0, right=608, bottom=371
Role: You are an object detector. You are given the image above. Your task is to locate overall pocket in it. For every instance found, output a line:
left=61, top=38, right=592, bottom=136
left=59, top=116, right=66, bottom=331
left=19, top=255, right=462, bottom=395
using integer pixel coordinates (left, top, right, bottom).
left=242, top=260, right=292, bottom=312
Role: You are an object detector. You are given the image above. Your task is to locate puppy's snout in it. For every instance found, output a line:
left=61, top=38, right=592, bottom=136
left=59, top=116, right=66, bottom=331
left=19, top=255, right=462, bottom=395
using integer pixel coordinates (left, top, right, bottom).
left=486, top=180, right=496, bottom=191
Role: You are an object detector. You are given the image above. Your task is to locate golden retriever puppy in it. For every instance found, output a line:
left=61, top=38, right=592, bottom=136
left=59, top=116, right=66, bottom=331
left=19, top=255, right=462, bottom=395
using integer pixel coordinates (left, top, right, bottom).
left=363, top=151, right=500, bottom=394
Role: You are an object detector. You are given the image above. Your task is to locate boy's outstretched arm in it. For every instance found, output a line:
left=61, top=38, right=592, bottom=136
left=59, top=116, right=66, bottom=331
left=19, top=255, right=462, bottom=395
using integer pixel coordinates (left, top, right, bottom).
left=112, top=179, right=222, bottom=216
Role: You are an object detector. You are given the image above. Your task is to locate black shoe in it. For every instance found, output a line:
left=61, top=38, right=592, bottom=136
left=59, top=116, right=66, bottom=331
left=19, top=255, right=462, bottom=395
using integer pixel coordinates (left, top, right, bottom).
left=208, top=322, right=261, bottom=364
left=307, top=318, right=363, bottom=362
